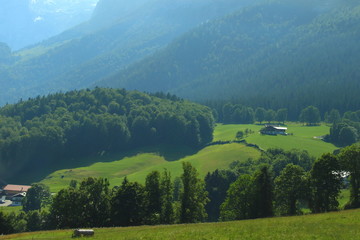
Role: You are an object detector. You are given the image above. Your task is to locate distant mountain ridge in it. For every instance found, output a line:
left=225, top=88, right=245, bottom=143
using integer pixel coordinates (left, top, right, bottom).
left=97, top=0, right=360, bottom=117
left=0, top=0, right=257, bottom=106
left=0, top=0, right=97, bottom=50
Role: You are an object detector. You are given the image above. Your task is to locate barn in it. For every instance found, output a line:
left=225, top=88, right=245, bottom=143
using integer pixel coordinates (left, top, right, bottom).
left=260, top=125, right=288, bottom=135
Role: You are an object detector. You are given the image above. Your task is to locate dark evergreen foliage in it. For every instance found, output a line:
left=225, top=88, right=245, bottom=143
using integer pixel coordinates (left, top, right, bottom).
left=100, top=1, right=360, bottom=120
left=205, top=169, right=237, bottom=222
left=309, top=153, right=342, bottom=213
left=339, top=145, right=360, bottom=209
left=0, top=88, right=214, bottom=181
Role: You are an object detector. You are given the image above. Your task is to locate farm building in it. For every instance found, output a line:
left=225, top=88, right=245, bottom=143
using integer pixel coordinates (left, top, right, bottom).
left=260, top=125, right=288, bottom=135
left=2, top=184, right=31, bottom=197
left=11, top=192, right=26, bottom=206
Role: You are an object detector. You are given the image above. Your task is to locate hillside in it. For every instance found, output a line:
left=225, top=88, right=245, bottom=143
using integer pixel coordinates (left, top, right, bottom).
left=40, top=143, right=260, bottom=192
left=0, top=88, right=214, bottom=184
left=99, top=0, right=360, bottom=118
left=0, top=0, right=257, bottom=105
left=37, top=122, right=334, bottom=192
left=2, top=209, right=360, bottom=239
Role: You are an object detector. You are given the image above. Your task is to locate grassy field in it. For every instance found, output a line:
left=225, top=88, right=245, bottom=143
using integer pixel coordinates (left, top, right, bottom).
left=2, top=209, right=360, bottom=240
left=0, top=206, right=22, bottom=215
left=40, top=143, right=260, bottom=192
left=13, top=122, right=336, bottom=193
left=214, top=123, right=337, bottom=157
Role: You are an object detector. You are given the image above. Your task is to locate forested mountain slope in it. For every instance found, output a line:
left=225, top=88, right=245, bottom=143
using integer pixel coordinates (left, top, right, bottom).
left=99, top=0, right=360, bottom=118
left=0, top=0, right=256, bottom=105
left=0, top=88, right=214, bottom=183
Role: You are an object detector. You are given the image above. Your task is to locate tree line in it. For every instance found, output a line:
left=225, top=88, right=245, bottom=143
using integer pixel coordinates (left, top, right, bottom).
left=325, top=109, right=360, bottom=147
left=207, top=101, right=360, bottom=147
left=0, top=88, right=214, bottom=181
left=208, top=102, right=323, bottom=125
left=2, top=144, right=360, bottom=235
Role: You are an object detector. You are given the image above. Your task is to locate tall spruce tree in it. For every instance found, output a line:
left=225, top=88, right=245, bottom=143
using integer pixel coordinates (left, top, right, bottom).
left=111, top=177, right=147, bottom=226
left=252, top=165, right=274, bottom=218
left=160, top=169, right=175, bottom=224
left=205, top=169, right=237, bottom=222
left=145, top=171, right=162, bottom=224
left=180, top=162, right=209, bottom=223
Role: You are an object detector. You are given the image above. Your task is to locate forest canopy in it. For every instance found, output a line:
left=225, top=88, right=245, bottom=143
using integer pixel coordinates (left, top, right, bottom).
left=0, top=88, right=214, bottom=182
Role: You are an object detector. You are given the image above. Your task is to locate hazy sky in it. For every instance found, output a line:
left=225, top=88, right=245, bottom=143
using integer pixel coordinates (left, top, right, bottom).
left=0, top=0, right=100, bottom=49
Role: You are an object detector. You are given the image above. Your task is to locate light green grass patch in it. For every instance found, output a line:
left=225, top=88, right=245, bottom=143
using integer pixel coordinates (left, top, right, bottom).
left=3, top=209, right=360, bottom=240
left=214, top=123, right=337, bottom=157
left=41, top=143, right=260, bottom=192
left=339, top=189, right=350, bottom=208
left=0, top=206, right=22, bottom=215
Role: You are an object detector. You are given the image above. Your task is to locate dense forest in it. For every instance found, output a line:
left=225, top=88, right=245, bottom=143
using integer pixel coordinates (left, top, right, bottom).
left=1, top=144, right=360, bottom=235
left=100, top=0, right=360, bottom=118
left=0, top=88, right=214, bottom=182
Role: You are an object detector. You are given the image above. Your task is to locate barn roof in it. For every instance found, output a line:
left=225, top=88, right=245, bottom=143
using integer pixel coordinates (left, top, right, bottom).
left=273, top=126, right=287, bottom=130
left=3, top=184, right=31, bottom=192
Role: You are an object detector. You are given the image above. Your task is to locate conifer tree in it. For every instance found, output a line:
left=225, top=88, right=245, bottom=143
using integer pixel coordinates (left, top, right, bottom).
left=180, top=162, right=209, bottom=223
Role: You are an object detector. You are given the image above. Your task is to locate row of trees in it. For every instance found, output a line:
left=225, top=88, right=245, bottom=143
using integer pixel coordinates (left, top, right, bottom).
left=2, top=144, right=360, bottom=235
left=325, top=109, right=360, bottom=146
left=0, top=162, right=208, bottom=233
left=211, top=102, right=325, bottom=125
left=217, top=103, right=289, bottom=124
left=210, top=102, right=360, bottom=128
left=0, top=88, right=214, bottom=181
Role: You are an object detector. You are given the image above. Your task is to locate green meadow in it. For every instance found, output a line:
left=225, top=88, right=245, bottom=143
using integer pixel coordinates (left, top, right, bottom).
left=0, top=206, right=22, bottom=215
left=36, top=123, right=337, bottom=192
left=214, top=123, right=337, bottom=157
left=41, top=143, right=260, bottom=192
left=2, top=209, right=360, bottom=240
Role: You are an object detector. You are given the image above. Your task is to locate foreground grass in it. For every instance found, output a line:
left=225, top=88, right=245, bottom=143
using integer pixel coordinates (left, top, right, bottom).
left=214, top=123, right=337, bottom=157
left=2, top=209, right=360, bottom=240
left=41, top=143, right=260, bottom=192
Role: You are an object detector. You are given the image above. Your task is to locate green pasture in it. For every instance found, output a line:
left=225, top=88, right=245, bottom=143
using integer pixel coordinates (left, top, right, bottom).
left=214, top=123, right=337, bottom=157
left=2, top=209, right=360, bottom=240
left=37, top=122, right=337, bottom=192
left=0, top=206, right=22, bottom=215
left=41, top=143, right=260, bottom=192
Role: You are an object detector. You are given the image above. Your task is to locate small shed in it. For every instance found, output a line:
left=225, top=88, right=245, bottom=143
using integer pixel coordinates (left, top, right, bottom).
left=11, top=192, right=26, bottom=206
left=260, top=125, right=288, bottom=135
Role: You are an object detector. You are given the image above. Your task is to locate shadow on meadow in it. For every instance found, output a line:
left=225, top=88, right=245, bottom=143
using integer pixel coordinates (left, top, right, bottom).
left=8, top=144, right=200, bottom=185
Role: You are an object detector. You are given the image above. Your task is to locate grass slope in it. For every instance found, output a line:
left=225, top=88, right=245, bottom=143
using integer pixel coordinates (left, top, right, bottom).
left=2, top=209, right=360, bottom=240
left=41, top=143, right=260, bottom=192
left=38, top=123, right=336, bottom=192
left=214, top=123, right=337, bottom=157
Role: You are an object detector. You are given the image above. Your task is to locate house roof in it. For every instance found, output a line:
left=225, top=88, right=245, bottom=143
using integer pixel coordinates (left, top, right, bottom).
left=12, top=192, right=26, bottom=198
left=273, top=126, right=287, bottom=130
left=3, top=184, right=31, bottom=192
left=264, top=125, right=287, bottom=130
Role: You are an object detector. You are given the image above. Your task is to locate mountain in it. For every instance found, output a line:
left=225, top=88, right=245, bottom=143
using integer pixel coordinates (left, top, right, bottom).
left=0, top=0, right=257, bottom=106
left=0, top=0, right=98, bottom=50
left=97, top=0, right=360, bottom=118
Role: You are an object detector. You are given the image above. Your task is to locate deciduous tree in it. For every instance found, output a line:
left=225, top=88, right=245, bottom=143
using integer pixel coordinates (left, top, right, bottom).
left=309, top=153, right=342, bottom=213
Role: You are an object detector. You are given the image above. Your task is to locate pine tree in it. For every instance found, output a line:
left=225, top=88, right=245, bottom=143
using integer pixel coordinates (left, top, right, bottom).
left=180, top=162, right=209, bottom=223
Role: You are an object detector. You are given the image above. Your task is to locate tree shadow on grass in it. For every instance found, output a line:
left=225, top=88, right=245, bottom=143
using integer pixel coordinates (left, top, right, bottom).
left=8, top=144, right=200, bottom=185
